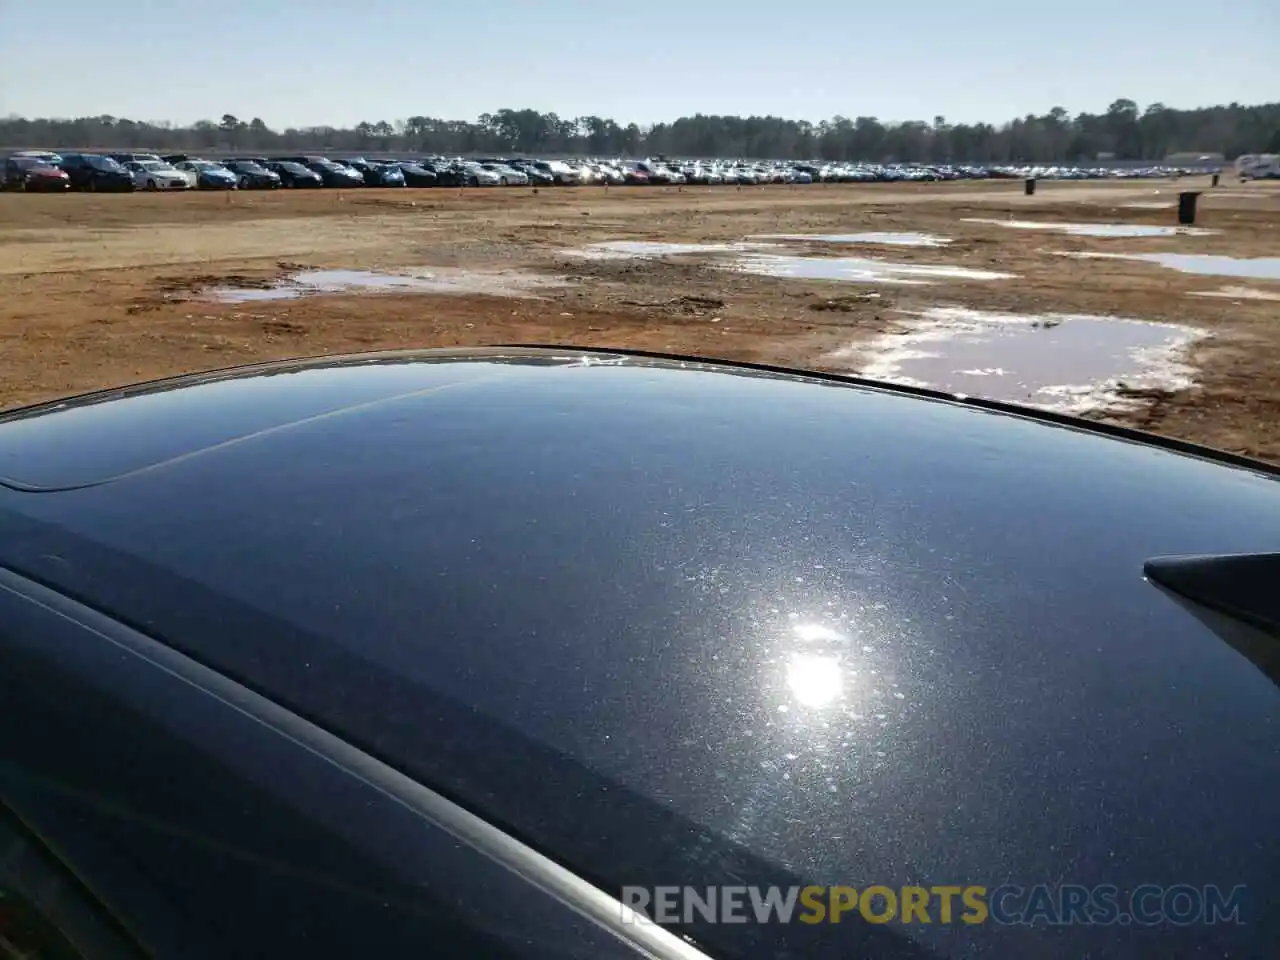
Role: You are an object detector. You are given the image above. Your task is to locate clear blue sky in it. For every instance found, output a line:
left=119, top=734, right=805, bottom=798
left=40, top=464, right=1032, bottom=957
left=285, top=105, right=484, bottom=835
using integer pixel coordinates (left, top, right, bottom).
left=2, top=1, right=1276, bottom=128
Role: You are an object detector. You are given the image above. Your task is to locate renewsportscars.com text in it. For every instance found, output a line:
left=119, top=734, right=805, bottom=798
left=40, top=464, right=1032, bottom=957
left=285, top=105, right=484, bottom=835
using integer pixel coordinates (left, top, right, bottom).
left=620, top=884, right=1246, bottom=927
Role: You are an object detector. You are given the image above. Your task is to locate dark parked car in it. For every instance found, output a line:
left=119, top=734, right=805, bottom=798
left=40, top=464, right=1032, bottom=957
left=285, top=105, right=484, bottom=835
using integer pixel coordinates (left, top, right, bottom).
left=0, top=347, right=1276, bottom=960
left=266, top=160, right=324, bottom=188
left=392, top=161, right=439, bottom=187
left=272, top=156, right=364, bottom=187
left=420, top=160, right=468, bottom=187
left=342, top=158, right=406, bottom=187
left=619, top=162, right=651, bottom=185
left=56, top=153, right=135, bottom=192
left=2, top=155, right=71, bottom=191
left=222, top=159, right=282, bottom=189
left=509, top=160, right=555, bottom=186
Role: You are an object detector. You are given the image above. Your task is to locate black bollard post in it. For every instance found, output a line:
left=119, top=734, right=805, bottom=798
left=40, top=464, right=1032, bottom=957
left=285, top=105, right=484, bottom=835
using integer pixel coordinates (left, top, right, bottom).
left=1177, top=191, right=1201, bottom=225
left=1211, top=173, right=1220, bottom=187
left=1024, top=178, right=1036, bottom=196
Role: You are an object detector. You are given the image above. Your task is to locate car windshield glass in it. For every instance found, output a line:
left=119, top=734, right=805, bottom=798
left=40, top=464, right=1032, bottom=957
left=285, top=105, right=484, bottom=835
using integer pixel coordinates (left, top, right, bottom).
left=86, top=156, right=122, bottom=171
left=280, top=163, right=309, bottom=173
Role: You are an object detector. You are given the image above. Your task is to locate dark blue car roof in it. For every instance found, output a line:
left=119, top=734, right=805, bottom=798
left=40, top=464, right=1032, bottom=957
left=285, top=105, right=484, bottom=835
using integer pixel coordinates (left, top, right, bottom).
left=0, top=348, right=1276, bottom=958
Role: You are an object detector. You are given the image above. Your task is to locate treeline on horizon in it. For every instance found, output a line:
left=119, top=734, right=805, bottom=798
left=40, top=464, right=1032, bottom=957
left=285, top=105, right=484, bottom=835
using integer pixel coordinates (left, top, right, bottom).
left=3, top=100, right=1278, bottom=162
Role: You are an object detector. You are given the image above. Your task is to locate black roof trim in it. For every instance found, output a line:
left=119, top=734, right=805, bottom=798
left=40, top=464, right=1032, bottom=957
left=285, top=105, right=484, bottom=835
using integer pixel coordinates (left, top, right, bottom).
left=1145, top=552, right=1280, bottom=636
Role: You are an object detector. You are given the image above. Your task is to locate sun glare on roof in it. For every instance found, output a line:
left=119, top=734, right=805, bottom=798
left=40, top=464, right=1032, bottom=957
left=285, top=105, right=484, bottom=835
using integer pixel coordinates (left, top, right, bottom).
left=786, top=651, right=844, bottom=708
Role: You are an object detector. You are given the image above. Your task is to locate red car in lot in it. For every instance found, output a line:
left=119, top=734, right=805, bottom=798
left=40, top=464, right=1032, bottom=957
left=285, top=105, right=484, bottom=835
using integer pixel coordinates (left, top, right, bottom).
left=2, top=155, right=71, bottom=191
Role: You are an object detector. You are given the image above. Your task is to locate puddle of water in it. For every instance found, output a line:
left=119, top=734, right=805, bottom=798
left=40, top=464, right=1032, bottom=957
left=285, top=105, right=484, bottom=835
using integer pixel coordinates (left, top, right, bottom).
left=729, top=253, right=1014, bottom=285
left=1059, top=251, right=1280, bottom=279
left=561, top=239, right=1011, bottom=285
left=1189, top=285, right=1280, bottom=302
left=562, top=240, right=763, bottom=260
left=213, top=287, right=303, bottom=302
left=963, top=217, right=1215, bottom=238
left=851, top=307, right=1204, bottom=415
left=209, top=267, right=568, bottom=302
left=752, top=232, right=952, bottom=247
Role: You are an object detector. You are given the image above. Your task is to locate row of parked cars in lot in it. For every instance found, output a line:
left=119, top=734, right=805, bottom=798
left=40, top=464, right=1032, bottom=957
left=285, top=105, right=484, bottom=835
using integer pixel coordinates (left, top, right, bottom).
left=2, top=149, right=1214, bottom=193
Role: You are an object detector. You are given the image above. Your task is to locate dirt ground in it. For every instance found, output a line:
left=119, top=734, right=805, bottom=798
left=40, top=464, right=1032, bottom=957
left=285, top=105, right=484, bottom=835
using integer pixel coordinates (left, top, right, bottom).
left=2, top=178, right=1278, bottom=461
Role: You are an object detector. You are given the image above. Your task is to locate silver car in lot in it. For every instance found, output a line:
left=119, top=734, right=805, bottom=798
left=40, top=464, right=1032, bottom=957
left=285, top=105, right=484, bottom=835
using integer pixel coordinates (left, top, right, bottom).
left=457, top=162, right=503, bottom=186
left=479, top=163, right=529, bottom=186
left=124, top=160, right=191, bottom=191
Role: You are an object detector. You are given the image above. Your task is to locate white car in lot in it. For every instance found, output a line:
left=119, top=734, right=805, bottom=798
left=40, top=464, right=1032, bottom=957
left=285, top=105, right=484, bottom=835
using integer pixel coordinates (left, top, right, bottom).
left=124, top=160, right=191, bottom=191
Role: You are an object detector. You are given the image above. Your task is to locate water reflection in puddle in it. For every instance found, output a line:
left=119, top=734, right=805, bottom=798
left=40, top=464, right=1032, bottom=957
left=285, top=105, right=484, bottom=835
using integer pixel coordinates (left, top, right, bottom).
left=853, top=308, right=1204, bottom=414
left=1060, top=252, right=1280, bottom=279
left=964, top=217, right=1215, bottom=238
left=730, top=254, right=1014, bottom=284
left=562, top=240, right=1012, bottom=284
left=562, top=240, right=764, bottom=260
left=208, top=268, right=567, bottom=302
left=752, top=232, right=951, bottom=247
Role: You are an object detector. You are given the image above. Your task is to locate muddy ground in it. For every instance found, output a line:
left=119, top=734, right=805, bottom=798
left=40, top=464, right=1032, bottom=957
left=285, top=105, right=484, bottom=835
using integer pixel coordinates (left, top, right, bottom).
left=1, top=178, right=1278, bottom=460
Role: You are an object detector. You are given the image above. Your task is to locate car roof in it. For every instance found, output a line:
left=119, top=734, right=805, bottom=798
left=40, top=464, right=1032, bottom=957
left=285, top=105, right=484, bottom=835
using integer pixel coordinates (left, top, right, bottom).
left=0, top=348, right=1276, bottom=957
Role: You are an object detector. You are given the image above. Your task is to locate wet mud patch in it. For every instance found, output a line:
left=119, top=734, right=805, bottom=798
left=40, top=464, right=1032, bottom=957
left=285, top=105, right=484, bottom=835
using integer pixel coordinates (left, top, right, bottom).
left=963, top=217, right=1215, bottom=238
left=198, top=266, right=573, bottom=302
